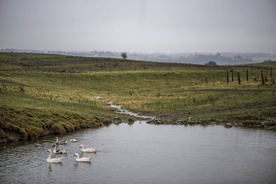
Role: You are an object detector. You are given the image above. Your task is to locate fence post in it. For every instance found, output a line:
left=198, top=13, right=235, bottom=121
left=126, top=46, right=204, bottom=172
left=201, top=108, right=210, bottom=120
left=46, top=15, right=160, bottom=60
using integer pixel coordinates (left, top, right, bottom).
left=226, top=71, right=229, bottom=83
left=238, top=72, right=241, bottom=84
left=271, top=67, right=274, bottom=84
left=246, top=69, right=248, bottom=81
left=261, top=70, right=265, bottom=84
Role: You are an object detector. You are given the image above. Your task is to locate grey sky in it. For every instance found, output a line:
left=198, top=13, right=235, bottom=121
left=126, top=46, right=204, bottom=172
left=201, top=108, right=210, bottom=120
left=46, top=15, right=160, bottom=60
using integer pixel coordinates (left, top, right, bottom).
left=0, top=0, right=276, bottom=53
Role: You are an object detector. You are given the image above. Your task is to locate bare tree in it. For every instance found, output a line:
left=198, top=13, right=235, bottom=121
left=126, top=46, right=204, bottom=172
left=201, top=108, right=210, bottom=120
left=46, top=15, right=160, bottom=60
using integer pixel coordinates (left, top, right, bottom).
left=121, top=52, right=127, bottom=60
left=204, top=61, right=217, bottom=66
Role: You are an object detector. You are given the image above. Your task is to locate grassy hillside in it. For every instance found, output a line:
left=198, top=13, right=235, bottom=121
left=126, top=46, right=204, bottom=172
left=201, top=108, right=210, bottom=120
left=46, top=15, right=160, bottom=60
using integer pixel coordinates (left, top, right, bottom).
left=0, top=53, right=275, bottom=142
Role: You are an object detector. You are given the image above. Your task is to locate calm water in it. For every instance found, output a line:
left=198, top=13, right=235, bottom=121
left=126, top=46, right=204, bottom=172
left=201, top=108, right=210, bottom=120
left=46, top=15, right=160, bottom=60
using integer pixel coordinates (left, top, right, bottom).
left=0, top=122, right=275, bottom=184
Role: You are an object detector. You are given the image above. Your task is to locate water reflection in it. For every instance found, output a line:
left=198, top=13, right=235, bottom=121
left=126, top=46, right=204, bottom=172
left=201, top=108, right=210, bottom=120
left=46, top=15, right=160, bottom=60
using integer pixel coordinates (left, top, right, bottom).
left=73, top=162, right=92, bottom=167
left=48, top=163, right=63, bottom=172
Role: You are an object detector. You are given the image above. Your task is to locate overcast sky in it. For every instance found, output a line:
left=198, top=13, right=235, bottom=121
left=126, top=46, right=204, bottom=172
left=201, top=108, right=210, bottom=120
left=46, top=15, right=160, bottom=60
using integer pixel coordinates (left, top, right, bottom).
left=0, top=0, right=276, bottom=54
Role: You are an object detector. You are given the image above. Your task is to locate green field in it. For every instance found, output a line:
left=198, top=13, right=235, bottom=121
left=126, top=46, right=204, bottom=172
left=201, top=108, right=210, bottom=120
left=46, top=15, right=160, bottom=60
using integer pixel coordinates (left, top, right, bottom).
left=0, top=53, right=275, bottom=143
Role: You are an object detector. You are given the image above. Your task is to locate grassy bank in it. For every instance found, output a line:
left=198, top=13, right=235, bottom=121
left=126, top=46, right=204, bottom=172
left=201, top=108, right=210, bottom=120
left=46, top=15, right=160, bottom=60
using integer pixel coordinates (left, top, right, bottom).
left=0, top=53, right=275, bottom=143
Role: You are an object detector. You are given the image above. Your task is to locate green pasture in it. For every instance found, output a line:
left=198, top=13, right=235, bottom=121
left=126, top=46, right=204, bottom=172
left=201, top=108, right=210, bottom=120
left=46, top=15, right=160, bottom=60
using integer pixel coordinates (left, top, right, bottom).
left=0, top=53, right=275, bottom=142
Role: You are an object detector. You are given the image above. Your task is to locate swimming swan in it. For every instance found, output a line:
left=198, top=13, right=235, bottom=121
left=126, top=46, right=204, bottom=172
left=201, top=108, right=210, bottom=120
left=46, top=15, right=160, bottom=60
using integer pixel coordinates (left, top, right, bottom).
left=79, top=144, right=97, bottom=153
left=53, top=144, right=67, bottom=154
left=55, top=137, right=68, bottom=145
left=74, top=153, right=92, bottom=162
left=69, top=138, right=77, bottom=142
left=47, top=149, right=63, bottom=163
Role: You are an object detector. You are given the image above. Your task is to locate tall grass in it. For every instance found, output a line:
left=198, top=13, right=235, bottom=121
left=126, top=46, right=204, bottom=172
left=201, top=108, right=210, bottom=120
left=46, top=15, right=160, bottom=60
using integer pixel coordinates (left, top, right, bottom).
left=0, top=53, right=275, bottom=142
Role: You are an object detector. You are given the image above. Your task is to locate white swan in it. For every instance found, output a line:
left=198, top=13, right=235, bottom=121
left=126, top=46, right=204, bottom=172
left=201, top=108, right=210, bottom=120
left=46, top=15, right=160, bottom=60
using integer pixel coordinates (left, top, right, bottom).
left=69, top=138, right=77, bottom=142
left=73, top=153, right=92, bottom=162
left=79, top=144, right=97, bottom=153
left=55, top=137, right=68, bottom=145
left=47, top=149, right=63, bottom=163
left=53, top=144, right=67, bottom=154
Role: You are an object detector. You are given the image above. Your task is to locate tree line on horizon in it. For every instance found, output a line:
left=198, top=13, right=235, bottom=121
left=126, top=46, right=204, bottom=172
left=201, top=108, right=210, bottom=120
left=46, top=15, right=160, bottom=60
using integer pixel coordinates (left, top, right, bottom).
left=1, top=48, right=275, bottom=65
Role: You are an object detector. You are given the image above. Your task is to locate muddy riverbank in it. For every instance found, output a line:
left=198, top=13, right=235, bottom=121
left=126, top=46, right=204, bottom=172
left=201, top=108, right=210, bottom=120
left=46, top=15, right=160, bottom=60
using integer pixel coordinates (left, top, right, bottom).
left=109, top=103, right=276, bottom=131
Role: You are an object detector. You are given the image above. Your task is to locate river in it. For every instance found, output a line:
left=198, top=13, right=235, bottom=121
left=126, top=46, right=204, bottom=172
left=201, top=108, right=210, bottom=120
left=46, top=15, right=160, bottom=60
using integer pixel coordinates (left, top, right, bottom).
left=0, top=121, right=275, bottom=184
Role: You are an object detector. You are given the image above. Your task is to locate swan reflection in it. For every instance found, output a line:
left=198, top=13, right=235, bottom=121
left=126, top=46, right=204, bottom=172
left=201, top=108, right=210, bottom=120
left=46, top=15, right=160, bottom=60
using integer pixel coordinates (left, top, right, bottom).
left=48, top=162, right=62, bottom=172
left=73, top=161, right=92, bottom=171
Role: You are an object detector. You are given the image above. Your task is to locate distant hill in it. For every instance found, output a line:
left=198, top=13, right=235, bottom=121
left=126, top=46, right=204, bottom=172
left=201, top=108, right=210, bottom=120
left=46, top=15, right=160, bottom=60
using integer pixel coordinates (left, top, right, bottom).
left=1, top=48, right=275, bottom=65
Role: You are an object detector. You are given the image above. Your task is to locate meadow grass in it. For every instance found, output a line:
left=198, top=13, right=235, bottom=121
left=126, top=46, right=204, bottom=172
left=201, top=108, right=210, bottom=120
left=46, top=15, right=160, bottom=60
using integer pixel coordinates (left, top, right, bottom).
left=0, top=53, right=275, bottom=142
